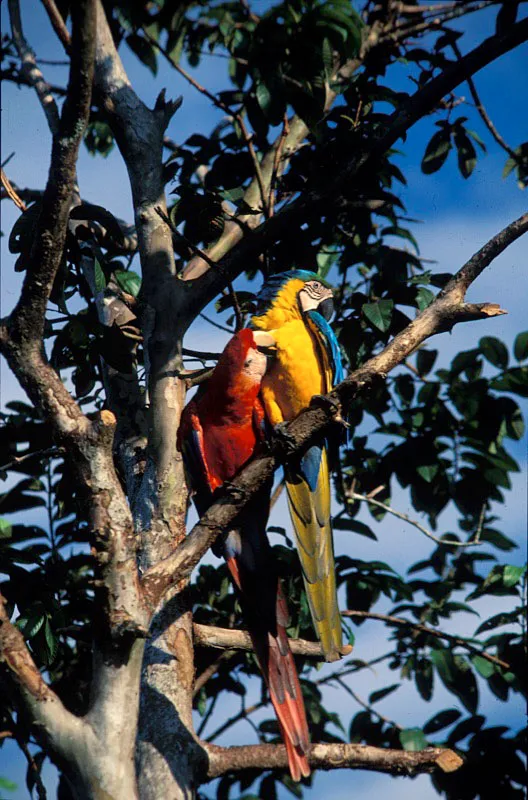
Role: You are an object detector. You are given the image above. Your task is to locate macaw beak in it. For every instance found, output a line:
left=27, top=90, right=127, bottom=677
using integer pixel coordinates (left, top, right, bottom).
left=318, top=297, right=334, bottom=321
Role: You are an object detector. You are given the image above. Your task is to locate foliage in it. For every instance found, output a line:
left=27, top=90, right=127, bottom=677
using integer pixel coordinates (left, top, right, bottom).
left=1, top=1, right=527, bottom=798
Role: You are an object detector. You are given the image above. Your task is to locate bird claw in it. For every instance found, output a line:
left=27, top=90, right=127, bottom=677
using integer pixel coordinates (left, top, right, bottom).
left=310, top=394, right=350, bottom=428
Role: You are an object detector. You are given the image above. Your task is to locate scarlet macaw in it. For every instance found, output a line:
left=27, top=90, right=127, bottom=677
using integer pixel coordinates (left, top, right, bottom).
left=251, top=271, right=344, bottom=662
left=178, top=329, right=311, bottom=781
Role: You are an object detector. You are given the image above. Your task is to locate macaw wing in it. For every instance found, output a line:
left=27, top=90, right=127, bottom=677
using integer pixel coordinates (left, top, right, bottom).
left=178, top=400, right=214, bottom=514
left=305, top=309, right=344, bottom=389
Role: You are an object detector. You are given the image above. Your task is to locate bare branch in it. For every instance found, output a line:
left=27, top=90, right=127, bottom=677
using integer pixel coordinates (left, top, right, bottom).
left=8, top=0, right=61, bottom=135
left=205, top=741, right=464, bottom=779
left=0, top=593, right=86, bottom=761
left=0, top=168, right=27, bottom=211
left=40, top=0, right=72, bottom=52
left=450, top=39, right=519, bottom=161
left=342, top=611, right=510, bottom=670
left=192, top=623, right=351, bottom=658
left=347, top=491, right=483, bottom=547
left=141, top=212, right=528, bottom=601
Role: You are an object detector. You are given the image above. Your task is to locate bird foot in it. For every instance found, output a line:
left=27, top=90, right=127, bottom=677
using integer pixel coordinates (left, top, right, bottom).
left=310, top=394, right=350, bottom=428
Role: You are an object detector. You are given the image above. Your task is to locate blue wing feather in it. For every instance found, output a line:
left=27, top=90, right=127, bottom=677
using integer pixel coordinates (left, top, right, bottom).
left=306, top=310, right=344, bottom=386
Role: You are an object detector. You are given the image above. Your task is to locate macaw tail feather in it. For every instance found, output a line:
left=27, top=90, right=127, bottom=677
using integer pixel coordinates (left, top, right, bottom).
left=225, top=555, right=311, bottom=781
left=285, top=447, right=343, bottom=663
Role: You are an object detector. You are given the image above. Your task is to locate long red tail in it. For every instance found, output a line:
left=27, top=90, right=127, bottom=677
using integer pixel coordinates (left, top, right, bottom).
left=226, top=556, right=311, bottom=781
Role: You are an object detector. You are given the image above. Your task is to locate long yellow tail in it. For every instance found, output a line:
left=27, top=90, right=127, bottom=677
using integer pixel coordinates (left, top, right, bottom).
left=285, top=448, right=343, bottom=662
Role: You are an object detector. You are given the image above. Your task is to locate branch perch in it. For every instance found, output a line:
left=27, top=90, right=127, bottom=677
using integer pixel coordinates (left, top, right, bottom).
left=204, top=741, right=463, bottom=779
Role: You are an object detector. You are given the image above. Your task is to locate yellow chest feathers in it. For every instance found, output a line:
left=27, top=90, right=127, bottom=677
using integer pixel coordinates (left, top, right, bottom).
left=259, top=319, right=327, bottom=424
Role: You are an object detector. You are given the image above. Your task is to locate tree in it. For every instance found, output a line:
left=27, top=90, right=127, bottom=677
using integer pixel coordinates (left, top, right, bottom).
left=0, top=0, right=526, bottom=797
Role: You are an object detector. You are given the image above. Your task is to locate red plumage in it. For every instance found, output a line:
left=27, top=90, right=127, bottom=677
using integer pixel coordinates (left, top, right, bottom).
left=178, top=329, right=311, bottom=781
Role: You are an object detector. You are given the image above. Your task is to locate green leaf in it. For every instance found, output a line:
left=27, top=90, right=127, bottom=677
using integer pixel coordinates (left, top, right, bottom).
left=114, top=270, right=141, bottom=298
left=421, top=130, right=452, bottom=174
left=416, top=464, right=439, bottom=483
left=316, top=246, right=340, bottom=279
left=399, top=728, right=427, bottom=751
left=416, top=349, right=438, bottom=376
left=362, top=299, right=394, bottom=332
left=479, top=336, right=508, bottom=369
left=423, top=709, right=461, bottom=735
left=0, top=518, right=13, bottom=539
left=471, top=655, right=495, bottom=679
left=0, top=777, right=17, bottom=791
left=369, top=683, right=400, bottom=704
left=415, top=287, right=435, bottom=311
left=256, top=81, right=272, bottom=117
left=94, top=257, right=106, bottom=294
left=513, top=331, right=528, bottom=361
left=44, top=618, right=58, bottom=664
left=126, top=33, right=158, bottom=75
left=454, top=129, right=477, bottom=178
left=503, top=564, right=526, bottom=588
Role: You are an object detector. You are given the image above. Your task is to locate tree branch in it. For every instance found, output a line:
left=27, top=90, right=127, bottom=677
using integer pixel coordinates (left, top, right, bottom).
left=1, top=0, right=146, bottom=643
left=341, top=611, right=510, bottom=670
left=185, top=17, right=528, bottom=313
left=141, top=212, right=528, bottom=602
left=346, top=491, right=483, bottom=547
left=192, top=623, right=349, bottom=659
left=8, top=0, right=61, bottom=135
left=204, top=741, right=463, bottom=779
left=0, top=593, right=87, bottom=766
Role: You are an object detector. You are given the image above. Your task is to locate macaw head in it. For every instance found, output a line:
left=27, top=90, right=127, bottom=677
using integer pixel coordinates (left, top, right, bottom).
left=252, top=270, right=335, bottom=329
left=215, top=329, right=268, bottom=389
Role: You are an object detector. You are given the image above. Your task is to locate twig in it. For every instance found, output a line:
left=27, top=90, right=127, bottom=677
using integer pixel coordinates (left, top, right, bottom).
left=341, top=611, right=510, bottom=670
left=347, top=491, right=482, bottom=547
left=155, top=205, right=219, bottom=271
left=236, top=115, right=269, bottom=217
left=227, top=283, right=244, bottom=331
left=206, top=700, right=265, bottom=743
left=8, top=0, right=61, bottom=134
left=144, top=29, right=270, bottom=218
left=269, top=480, right=285, bottom=511
left=182, top=347, right=222, bottom=361
left=0, top=168, right=27, bottom=211
left=332, top=675, right=402, bottom=731
left=199, top=312, right=235, bottom=334
left=268, top=114, right=289, bottom=218
left=0, top=446, right=63, bottom=475
left=451, top=39, right=518, bottom=161
left=40, top=0, right=71, bottom=52
left=197, top=693, right=219, bottom=738
left=194, top=651, right=235, bottom=697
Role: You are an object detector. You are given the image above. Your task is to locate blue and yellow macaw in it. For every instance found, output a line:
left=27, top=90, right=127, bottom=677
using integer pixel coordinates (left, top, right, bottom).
left=251, top=270, right=345, bottom=662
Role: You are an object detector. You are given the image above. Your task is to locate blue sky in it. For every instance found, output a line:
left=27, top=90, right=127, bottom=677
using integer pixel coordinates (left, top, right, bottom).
left=1, top=1, right=527, bottom=798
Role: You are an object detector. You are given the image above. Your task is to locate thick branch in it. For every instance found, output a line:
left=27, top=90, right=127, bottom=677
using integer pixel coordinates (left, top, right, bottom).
left=0, top=593, right=87, bottom=763
left=141, top=213, right=528, bottom=602
left=1, top=1, right=146, bottom=643
left=205, top=741, right=463, bottom=780
left=192, top=623, right=342, bottom=658
left=185, top=17, right=528, bottom=313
